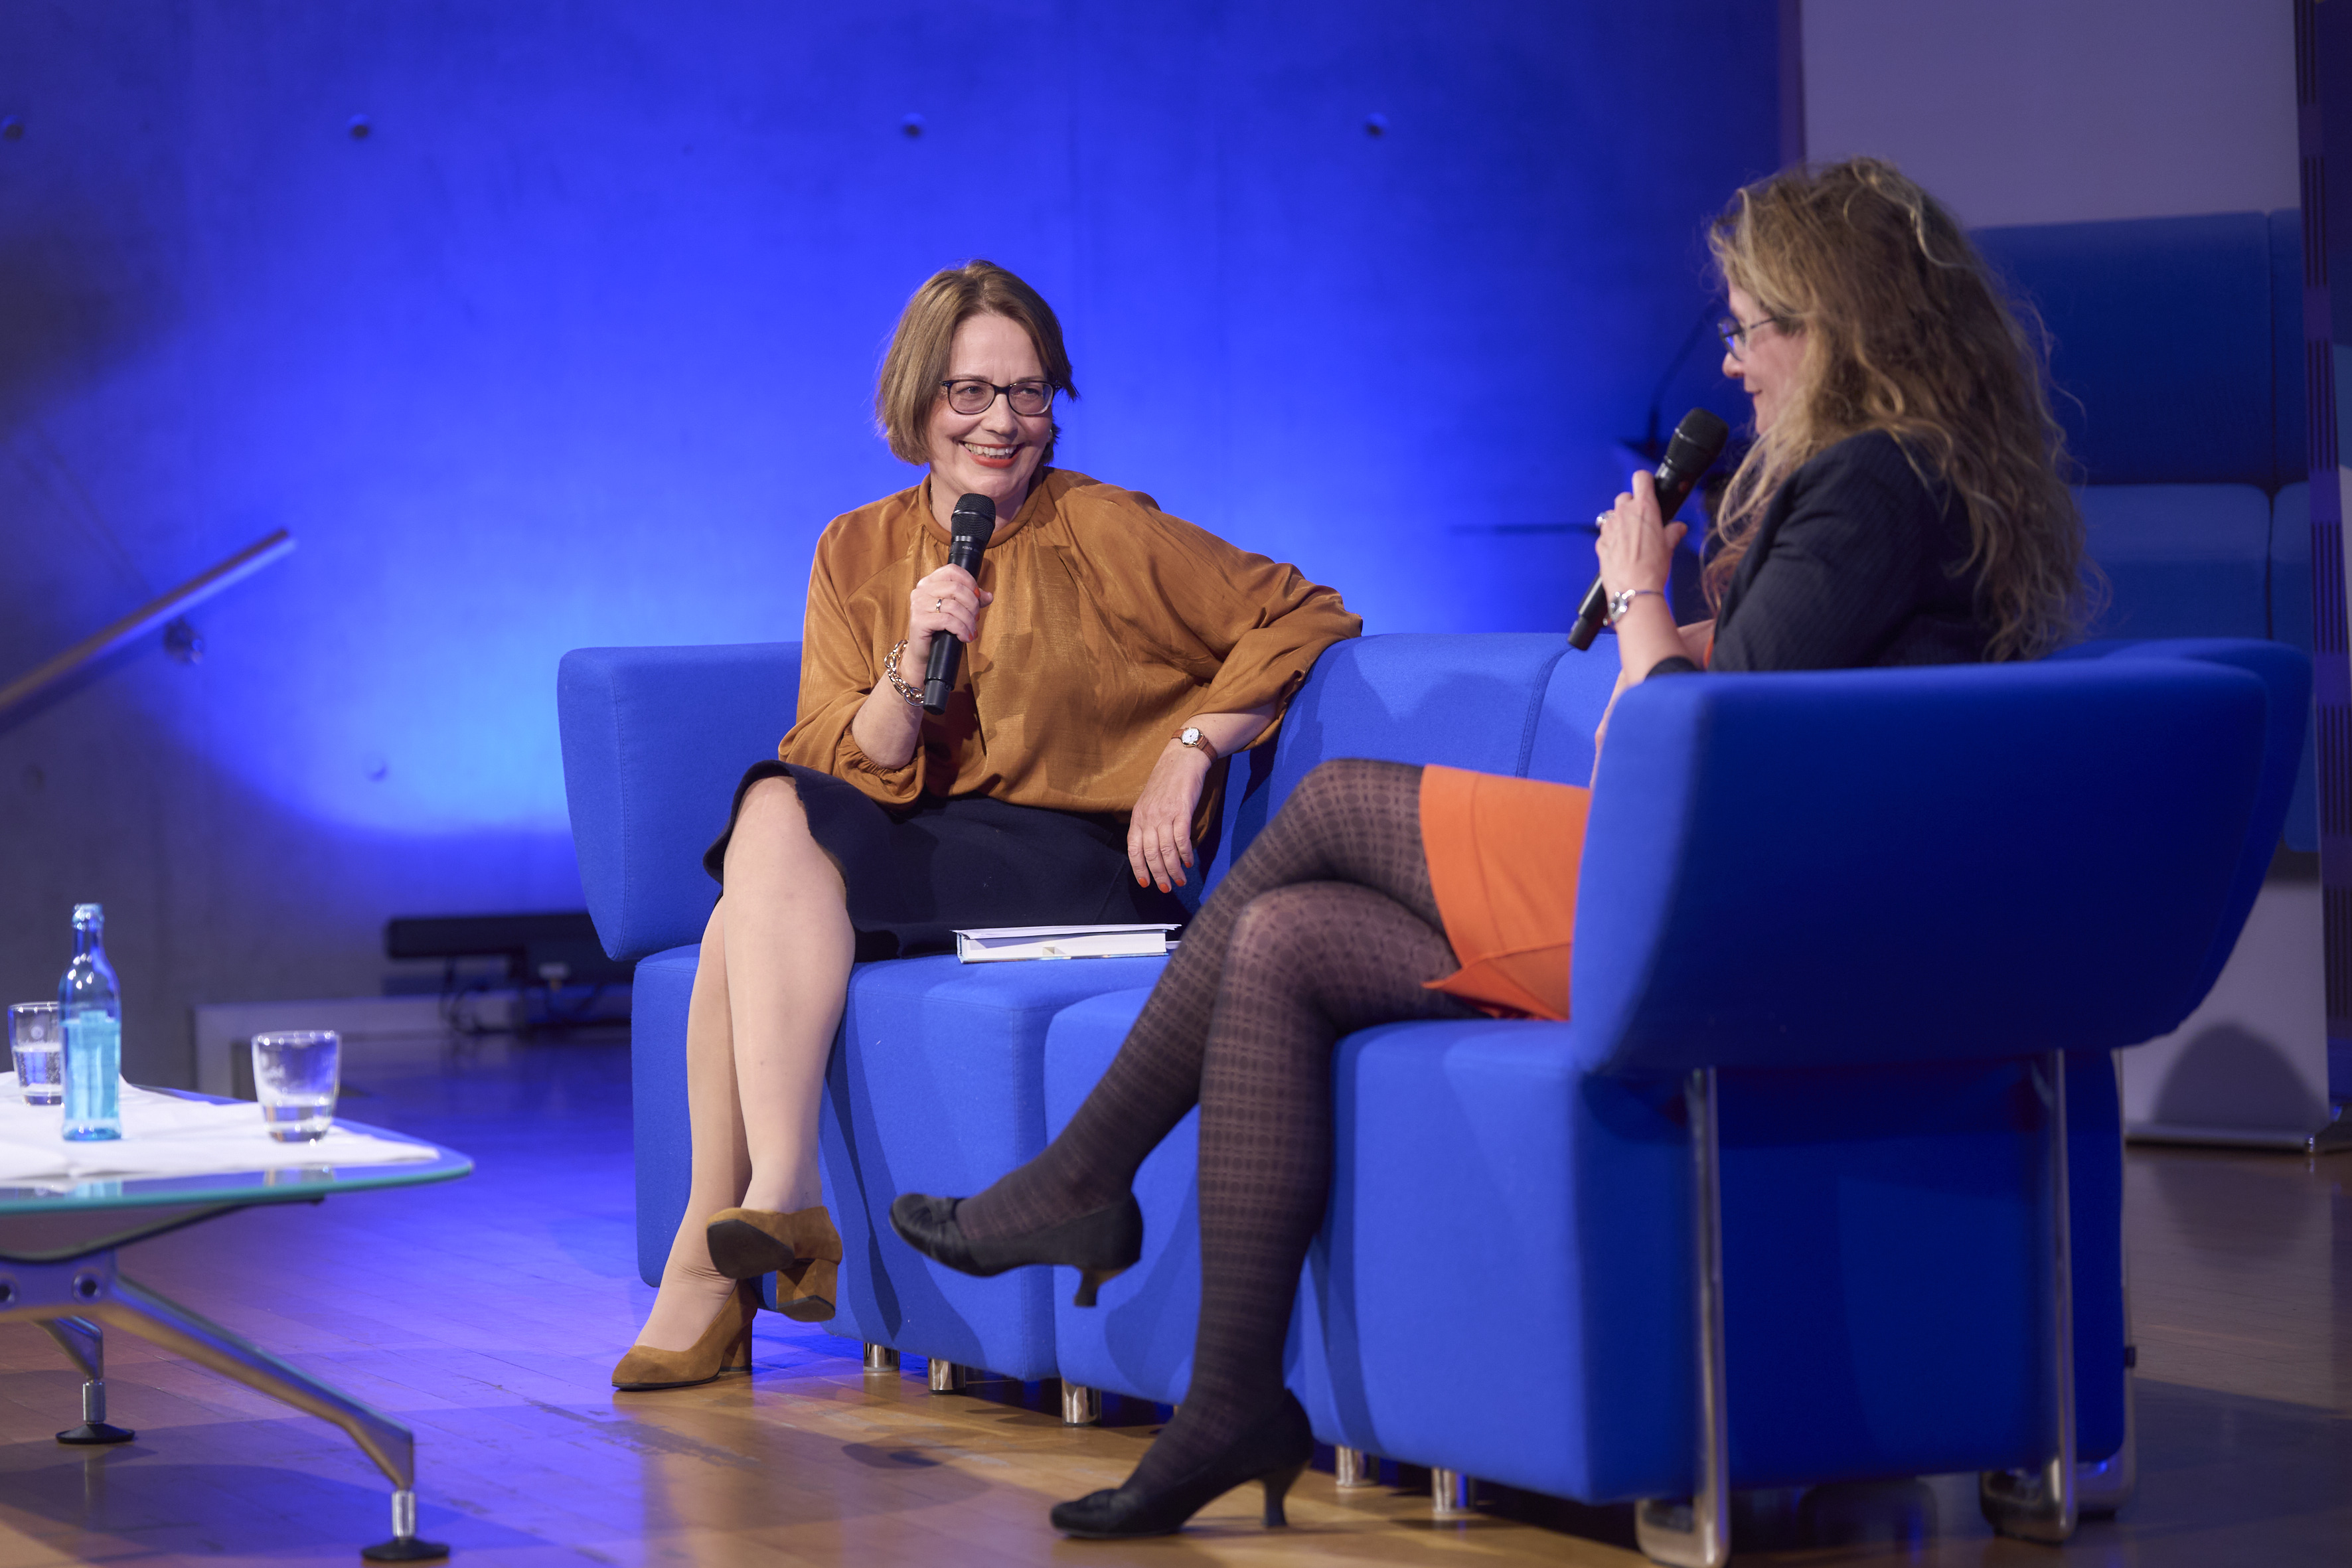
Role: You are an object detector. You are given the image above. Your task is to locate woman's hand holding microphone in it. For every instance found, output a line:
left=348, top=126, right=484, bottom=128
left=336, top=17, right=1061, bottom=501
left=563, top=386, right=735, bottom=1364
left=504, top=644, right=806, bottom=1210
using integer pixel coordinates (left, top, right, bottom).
left=903, top=563, right=992, bottom=672
left=853, top=564, right=996, bottom=769
left=1589, top=472, right=1693, bottom=770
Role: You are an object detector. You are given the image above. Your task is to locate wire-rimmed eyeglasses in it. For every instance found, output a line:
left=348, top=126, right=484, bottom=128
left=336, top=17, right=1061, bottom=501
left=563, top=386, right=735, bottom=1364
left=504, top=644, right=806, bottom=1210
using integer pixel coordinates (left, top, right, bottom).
left=1716, top=314, right=1789, bottom=362
left=939, top=378, right=1057, bottom=417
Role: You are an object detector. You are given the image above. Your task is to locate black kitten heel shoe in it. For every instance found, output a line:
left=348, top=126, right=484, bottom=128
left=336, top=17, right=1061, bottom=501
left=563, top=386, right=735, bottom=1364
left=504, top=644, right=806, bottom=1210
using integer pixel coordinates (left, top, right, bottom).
left=1050, top=1391, right=1314, bottom=1538
left=888, top=1192, right=1142, bottom=1307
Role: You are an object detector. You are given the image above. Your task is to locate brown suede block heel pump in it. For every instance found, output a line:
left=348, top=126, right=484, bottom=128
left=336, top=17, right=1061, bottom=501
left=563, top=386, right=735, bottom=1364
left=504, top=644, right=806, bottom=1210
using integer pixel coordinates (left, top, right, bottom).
left=705, top=1204, right=842, bottom=1323
left=610, top=1279, right=761, bottom=1391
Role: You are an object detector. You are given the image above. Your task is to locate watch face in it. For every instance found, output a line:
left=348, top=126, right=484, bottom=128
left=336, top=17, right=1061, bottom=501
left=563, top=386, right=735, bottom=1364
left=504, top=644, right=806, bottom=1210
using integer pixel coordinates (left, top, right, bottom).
left=1180, top=727, right=1203, bottom=746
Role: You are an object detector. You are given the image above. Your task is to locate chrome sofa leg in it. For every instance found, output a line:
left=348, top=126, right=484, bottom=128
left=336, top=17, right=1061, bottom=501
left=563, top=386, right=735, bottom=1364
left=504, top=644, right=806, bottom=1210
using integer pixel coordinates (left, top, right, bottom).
left=1431, top=1468, right=1474, bottom=1516
left=2077, top=1051, right=2136, bottom=1519
left=1636, top=1066, right=1730, bottom=1568
left=1060, top=1382, right=1101, bottom=1425
left=927, top=1358, right=967, bottom=1393
left=1334, top=1447, right=1377, bottom=1488
left=862, top=1344, right=900, bottom=1373
left=1979, top=1050, right=2078, bottom=1543
left=2077, top=1360, right=2135, bottom=1516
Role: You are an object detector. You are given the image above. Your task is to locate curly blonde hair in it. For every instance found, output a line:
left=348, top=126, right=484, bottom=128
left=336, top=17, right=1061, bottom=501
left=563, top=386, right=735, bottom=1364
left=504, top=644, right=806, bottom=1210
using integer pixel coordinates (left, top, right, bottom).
left=874, top=260, right=1075, bottom=465
left=1705, top=159, right=2089, bottom=661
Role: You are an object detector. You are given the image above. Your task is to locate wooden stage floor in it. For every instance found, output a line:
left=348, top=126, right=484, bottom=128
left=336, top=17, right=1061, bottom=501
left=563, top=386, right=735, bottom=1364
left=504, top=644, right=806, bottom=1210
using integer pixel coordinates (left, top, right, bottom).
left=0, top=1031, right=2344, bottom=1566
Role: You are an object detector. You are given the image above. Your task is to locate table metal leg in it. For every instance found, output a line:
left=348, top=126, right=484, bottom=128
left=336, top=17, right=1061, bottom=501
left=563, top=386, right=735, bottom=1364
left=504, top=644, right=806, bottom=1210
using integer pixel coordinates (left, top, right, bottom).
left=0, top=1252, right=451, bottom=1561
left=39, top=1315, right=135, bottom=1444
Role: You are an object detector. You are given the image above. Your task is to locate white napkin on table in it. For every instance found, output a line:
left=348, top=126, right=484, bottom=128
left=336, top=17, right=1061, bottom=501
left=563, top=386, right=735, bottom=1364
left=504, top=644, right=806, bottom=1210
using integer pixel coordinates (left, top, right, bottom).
left=0, top=1075, right=438, bottom=1186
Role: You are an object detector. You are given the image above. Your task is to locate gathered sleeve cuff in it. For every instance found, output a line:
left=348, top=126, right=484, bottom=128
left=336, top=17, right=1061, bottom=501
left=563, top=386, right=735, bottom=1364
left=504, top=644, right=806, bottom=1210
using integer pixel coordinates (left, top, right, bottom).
left=1196, top=580, right=1360, bottom=740
left=1125, top=508, right=1360, bottom=744
left=776, top=552, right=926, bottom=807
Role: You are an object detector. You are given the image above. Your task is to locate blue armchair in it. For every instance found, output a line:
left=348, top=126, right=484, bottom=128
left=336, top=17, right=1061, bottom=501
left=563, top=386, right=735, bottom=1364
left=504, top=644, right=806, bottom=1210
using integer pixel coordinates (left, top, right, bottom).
left=1042, top=641, right=2302, bottom=1565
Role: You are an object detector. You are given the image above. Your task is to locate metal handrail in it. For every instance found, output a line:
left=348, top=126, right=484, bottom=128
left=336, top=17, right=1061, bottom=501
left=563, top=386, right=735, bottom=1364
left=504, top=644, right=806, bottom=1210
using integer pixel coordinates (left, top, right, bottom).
left=0, top=530, right=296, bottom=716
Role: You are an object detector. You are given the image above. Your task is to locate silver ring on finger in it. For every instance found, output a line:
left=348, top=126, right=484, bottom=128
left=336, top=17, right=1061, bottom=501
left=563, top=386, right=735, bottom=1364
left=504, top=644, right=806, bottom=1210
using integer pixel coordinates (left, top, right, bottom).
left=933, top=598, right=943, bottom=611
left=1595, top=512, right=1612, bottom=527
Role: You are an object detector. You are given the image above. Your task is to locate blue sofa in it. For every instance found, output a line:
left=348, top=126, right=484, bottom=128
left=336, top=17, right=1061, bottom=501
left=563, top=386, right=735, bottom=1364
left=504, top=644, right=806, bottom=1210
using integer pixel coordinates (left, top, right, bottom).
left=560, top=631, right=1615, bottom=1381
left=559, top=627, right=2300, bottom=1557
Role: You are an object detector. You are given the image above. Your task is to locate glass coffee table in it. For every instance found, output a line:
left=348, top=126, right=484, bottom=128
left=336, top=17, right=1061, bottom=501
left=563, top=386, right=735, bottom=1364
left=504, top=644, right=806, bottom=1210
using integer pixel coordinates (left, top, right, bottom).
left=0, top=1106, right=471, bottom=1561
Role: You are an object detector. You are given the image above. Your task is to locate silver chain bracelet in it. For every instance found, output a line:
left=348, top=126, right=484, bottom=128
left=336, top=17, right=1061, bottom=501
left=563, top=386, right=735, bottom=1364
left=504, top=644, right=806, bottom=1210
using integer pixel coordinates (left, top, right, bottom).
left=883, top=640, right=924, bottom=706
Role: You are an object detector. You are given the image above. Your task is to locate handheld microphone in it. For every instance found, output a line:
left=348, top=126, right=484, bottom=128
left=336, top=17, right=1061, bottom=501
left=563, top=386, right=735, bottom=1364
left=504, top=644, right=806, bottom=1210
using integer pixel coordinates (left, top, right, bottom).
left=1567, top=408, right=1732, bottom=651
left=923, top=493, right=996, bottom=714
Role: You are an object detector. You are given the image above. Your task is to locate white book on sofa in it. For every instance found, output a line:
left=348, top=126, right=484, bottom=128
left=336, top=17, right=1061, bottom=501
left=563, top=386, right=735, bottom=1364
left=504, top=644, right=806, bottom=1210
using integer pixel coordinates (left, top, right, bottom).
left=954, top=924, right=1178, bottom=963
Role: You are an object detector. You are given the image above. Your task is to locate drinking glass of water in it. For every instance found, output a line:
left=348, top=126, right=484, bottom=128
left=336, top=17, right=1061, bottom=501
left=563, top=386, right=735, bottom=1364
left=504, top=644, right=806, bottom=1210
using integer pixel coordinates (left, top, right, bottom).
left=9, top=1002, right=63, bottom=1107
left=250, top=1031, right=339, bottom=1142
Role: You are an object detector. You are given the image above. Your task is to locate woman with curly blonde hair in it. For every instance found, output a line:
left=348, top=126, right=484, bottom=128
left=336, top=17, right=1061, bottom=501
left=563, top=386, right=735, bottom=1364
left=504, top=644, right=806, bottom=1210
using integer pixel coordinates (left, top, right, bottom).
left=1697, top=155, right=2087, bottom=665
left=894, top=160, right=2089, bottom=1541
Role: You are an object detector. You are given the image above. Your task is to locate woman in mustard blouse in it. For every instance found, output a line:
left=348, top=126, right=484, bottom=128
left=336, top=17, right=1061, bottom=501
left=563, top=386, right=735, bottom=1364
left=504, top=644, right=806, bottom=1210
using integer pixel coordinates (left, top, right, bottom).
left=609, top=261, right=1359, bottom=1389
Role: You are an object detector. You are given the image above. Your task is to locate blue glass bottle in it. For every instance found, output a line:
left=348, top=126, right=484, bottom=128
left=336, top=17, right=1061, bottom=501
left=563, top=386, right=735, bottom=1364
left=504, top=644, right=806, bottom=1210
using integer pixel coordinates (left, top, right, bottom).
left=60, top=903, right=121, bottom=1141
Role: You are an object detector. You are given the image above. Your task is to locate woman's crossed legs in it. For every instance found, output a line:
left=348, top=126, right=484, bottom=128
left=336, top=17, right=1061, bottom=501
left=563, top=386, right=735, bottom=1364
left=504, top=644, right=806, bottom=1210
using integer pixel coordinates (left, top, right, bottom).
left=635, top=775, right=852, bottom=1353
left=952, top=757, right=1477, bottom=1491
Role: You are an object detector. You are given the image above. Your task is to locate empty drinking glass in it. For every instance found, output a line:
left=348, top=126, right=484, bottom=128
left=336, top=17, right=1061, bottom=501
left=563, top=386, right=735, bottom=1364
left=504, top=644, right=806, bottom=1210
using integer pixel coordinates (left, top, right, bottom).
left=9, top=1002, right=63, bottom=1106
left=250, top=1031, right=340, bottom=1142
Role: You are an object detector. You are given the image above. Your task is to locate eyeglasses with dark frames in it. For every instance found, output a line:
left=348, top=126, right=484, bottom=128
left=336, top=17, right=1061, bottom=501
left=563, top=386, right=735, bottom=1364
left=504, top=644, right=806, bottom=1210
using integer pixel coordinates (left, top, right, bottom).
left=939, top=378, right=1057, bottom=417
left=1716, top=314, right=1790, bottom=362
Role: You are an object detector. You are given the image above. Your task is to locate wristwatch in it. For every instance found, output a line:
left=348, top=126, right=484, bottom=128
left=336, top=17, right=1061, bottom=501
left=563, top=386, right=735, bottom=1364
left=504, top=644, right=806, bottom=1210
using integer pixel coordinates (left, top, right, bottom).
left=1607, top=587, right=1662, bottom=625
left=1175, top=726, right=1219, bottom=763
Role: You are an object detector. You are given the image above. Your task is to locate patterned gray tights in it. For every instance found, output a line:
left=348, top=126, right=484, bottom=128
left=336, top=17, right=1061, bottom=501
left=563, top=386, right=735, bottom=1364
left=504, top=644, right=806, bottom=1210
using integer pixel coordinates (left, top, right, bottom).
left=953, top=757, right=1479, bottom=1492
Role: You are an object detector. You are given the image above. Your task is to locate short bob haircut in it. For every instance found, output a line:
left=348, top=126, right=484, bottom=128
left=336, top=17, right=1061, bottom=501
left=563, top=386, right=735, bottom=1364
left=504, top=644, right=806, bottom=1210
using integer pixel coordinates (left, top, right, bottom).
left=874, top=260, right=1077, bottom=465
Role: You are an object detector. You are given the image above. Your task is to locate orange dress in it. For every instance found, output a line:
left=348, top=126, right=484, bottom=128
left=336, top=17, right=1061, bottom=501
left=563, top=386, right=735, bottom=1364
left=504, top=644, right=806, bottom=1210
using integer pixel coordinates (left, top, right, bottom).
left=1419, top=765, right=1589, bottom=1022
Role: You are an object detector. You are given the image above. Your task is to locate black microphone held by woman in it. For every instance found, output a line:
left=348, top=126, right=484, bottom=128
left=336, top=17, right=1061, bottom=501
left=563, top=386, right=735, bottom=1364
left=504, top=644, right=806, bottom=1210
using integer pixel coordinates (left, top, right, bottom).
left=1566, top=407, right=1730, bottom=651
left=923, top=493, right=996, bottom=712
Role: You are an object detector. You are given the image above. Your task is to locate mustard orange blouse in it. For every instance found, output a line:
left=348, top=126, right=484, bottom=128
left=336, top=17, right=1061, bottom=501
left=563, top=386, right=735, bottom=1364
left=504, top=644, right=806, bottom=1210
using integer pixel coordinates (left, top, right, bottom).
left=781, top=469, right=1361, bottom=824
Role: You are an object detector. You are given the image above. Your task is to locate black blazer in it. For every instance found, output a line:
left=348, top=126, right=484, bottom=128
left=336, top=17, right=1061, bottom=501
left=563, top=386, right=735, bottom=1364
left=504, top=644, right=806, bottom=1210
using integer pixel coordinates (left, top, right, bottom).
left=1654, top=430, right=1988, bottom=676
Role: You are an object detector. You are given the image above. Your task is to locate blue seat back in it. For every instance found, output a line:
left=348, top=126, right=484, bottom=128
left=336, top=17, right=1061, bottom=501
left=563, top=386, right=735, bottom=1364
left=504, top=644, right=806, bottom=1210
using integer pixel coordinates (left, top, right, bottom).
left=1974, top=211, right=2298, bottom=488
left=1571, top=658, right=2270, bottom=1075
left=558, top=643, right=802, bottom=961
left=1196, top=633, right=1577, bottom=894
left=2080, top=485, right=2273, bottom=641
left=2050, top=638, right=2312, bottom=1004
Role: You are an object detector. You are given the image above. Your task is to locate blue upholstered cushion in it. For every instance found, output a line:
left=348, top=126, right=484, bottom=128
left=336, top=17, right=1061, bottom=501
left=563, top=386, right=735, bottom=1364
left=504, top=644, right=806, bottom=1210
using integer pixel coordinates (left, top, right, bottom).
left=2080, top=485, right=2272, bottom=641
left=629, top=943, right=1173, bottom=1373
left=1319, top=1024, right=2124, bottom=1500
left=1574, top=661, right=2268, bottom=1075
left=557, top=643, right=801, bottom=961
left=2051, top=639, right=2310, bottom=1004
left=821, top=953, right=1170, bottom=1378
left=1044, top=989, right=1204, bottom=1407
left=1044, top=998, right=2126, bottom=1498
left=1524, top=637, right=1624, bottom=785
left=1199, top=633, right=1575, bottom=889
left=629, top=943, right=701, bottom=1287
left=1975, top=212, right=2280, bottom=487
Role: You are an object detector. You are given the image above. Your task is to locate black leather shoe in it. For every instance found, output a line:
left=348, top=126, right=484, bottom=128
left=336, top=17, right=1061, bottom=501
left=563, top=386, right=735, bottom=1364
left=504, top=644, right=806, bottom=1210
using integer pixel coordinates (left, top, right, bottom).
left=888, top=1192, right=1143, bottom=1307
left=1049, top=1392, right=1314, bottom=1538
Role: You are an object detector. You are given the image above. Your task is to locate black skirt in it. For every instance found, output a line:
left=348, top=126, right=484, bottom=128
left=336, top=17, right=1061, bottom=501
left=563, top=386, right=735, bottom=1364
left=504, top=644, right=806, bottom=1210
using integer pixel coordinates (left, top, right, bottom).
left=705, top=762, right=1190, bottom=962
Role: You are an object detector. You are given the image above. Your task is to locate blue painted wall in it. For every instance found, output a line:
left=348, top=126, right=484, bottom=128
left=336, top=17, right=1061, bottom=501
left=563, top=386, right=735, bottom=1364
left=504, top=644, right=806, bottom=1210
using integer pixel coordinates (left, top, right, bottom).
left=0, top=1, right=1775, bottom=1079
